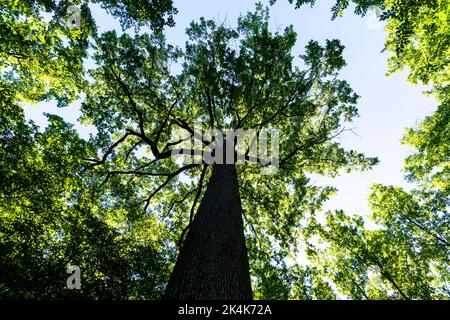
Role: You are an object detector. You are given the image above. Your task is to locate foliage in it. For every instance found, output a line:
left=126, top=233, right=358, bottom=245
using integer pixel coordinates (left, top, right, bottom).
left=0, top=87, right=171, bottom=298
left=0, top=0, right=176, bottom=299
left=0, top=0, right=447, bottom=300
left=272, top=0, right=449, bottom=299
left=274, top=0, right=449, bottom=92
left=0, top=0, right=176, bottom=105
left=78, top=4, right=376, bottom=299
left=93, top=0, right=177, bottom=30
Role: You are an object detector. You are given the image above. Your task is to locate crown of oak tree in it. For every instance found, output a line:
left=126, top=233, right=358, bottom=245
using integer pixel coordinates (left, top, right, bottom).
left=78, top=4, right=378, bottom=298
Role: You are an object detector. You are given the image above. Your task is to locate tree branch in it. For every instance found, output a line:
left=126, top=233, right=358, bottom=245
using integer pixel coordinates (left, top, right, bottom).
left=143, top=163, right=200, bottom=212
left=178, top=165, right=208, bottom=248
left=85, top=132, right=130, bottom=166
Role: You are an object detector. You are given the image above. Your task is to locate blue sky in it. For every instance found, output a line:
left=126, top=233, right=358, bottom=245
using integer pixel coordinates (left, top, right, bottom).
left=24, top=0, right=437, bottom=226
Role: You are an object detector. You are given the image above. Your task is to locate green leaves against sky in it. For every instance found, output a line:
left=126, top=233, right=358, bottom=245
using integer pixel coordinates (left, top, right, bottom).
left=0, top=0, right=448, bottom=299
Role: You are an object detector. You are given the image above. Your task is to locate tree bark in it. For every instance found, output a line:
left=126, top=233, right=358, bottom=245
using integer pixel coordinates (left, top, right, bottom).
left=164, top=163, right=252, bottom=300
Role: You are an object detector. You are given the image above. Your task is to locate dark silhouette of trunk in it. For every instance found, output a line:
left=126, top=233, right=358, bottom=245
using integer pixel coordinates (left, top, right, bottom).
left=164, top=163, right=252, bottom=300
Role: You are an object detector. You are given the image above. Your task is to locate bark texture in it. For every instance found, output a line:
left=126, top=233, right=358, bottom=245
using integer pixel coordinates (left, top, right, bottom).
left=164, top=163, right=252, bottom=300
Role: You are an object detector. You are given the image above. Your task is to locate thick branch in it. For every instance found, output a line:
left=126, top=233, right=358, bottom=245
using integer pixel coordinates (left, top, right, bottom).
left=206, top=89, right=216, bottom=129
left=178, top=165, right=208, bottom=247
left=86, top=133, right=130, bottom=166
left=143, top=163, right=200, bottom=212
left=109, top=66, right=146, bottom=135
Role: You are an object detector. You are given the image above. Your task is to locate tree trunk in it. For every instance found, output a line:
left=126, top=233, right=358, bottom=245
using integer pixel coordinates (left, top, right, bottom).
left=164, top=163, right=252, bottom=300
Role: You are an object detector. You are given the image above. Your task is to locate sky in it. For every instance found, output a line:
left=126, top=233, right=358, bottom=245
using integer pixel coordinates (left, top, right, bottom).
left=23, top=0, right=437, bottom=228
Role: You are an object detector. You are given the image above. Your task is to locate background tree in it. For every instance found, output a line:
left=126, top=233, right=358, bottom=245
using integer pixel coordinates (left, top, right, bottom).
left=0, top=82, right=171, bottom=299
left=0, top=0, right=176, bottom=105
left=275, top=0, right=449, bottom=299
left=304, top=115, right=449, bottom=299
left=0, top=0, right=177, bottom=299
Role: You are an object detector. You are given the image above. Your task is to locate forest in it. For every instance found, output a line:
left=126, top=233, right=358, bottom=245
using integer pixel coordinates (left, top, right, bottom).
left=0, top=0, right=448, bottom=300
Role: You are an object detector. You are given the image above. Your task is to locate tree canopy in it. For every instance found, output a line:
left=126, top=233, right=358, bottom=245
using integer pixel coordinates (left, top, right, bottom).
left=0, top=0, right=448, bottom=300
left=274, top=0, right=449, bottom=299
